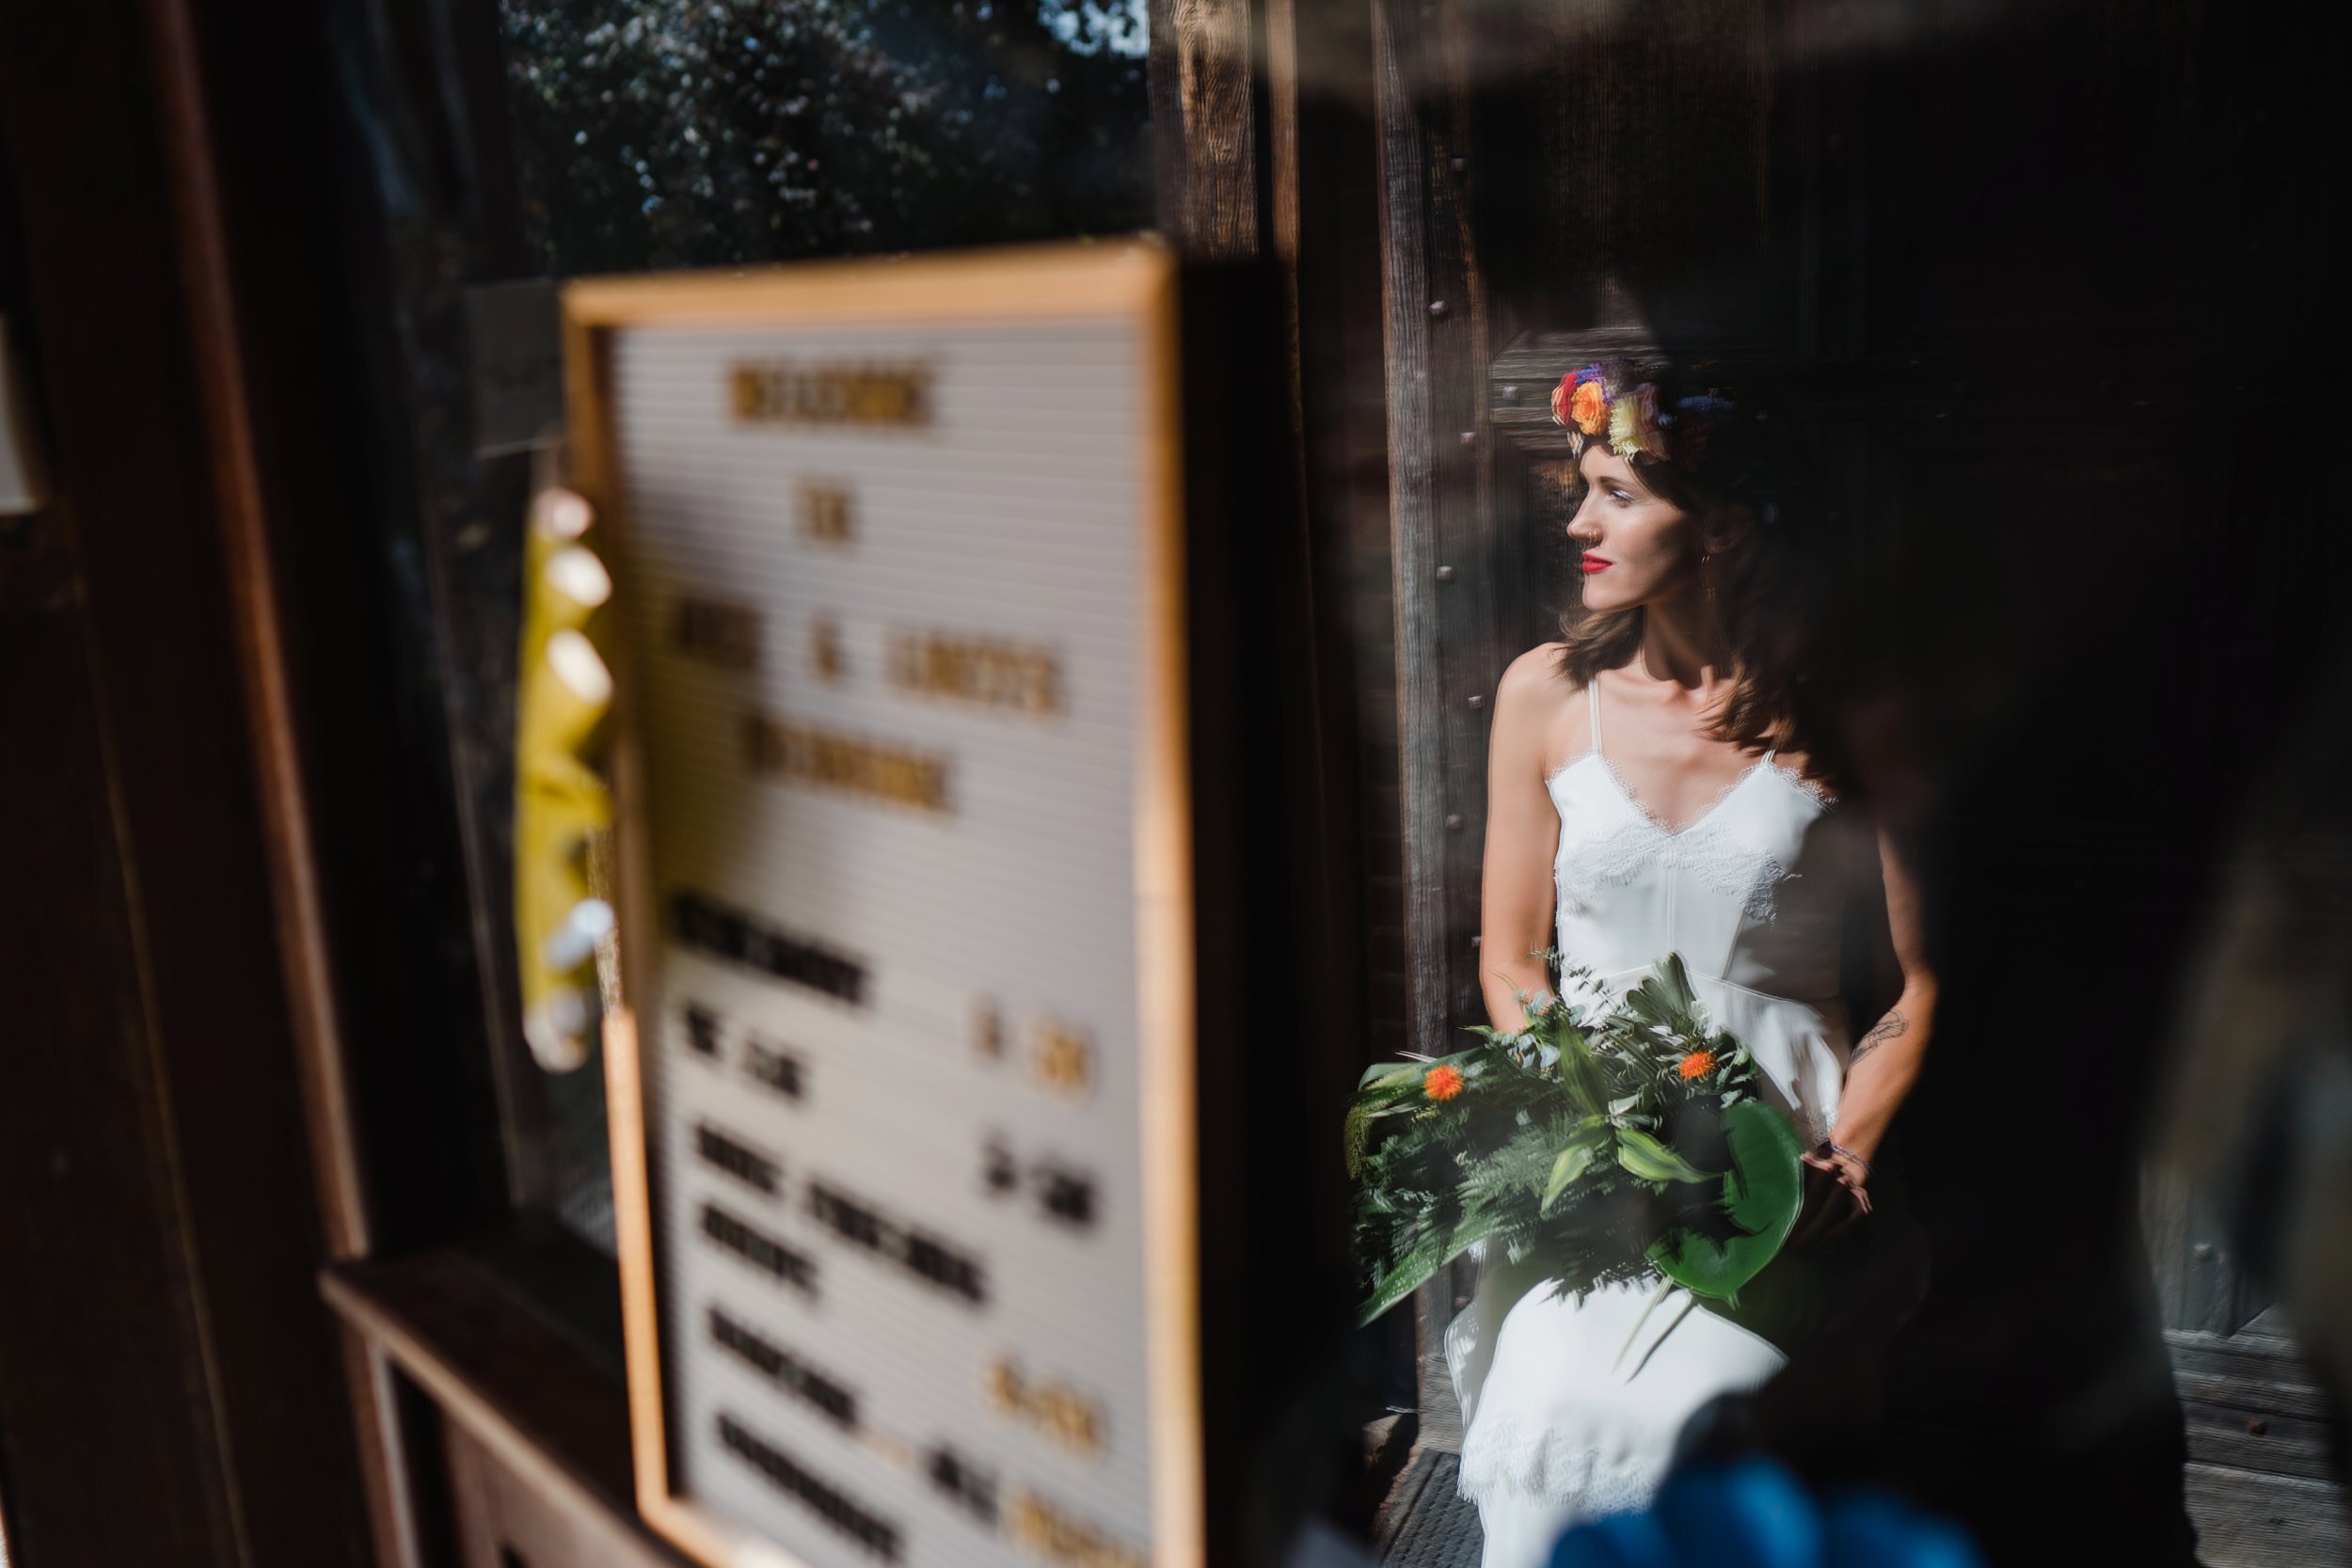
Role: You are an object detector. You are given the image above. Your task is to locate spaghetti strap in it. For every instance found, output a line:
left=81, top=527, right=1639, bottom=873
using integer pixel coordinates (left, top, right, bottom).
left=1586, top=681, right=1603, bottom=755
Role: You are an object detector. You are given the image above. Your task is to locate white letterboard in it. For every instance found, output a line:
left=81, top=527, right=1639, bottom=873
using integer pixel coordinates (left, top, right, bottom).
left=578, top=247, right=1192, bottom=1568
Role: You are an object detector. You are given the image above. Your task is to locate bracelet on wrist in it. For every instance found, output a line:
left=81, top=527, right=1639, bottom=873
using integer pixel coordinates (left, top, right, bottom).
left=1828, top=1142, right=1873, bottom=1180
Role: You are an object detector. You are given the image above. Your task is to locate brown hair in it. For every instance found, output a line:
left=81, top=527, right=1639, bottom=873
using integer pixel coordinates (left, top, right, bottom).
left=1551, top=391, right=1832, bottom=774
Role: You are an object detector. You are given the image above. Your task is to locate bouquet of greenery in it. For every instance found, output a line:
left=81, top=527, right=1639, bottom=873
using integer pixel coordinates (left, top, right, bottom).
left=1348, top=953, right=1806, bottom=1326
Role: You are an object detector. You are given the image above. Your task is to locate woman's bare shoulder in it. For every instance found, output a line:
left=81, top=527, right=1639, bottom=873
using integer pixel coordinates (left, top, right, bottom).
left=1497, top=641, right=1579, bottom=716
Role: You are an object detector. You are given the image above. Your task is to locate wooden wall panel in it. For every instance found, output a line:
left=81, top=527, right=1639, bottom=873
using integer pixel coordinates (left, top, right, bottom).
left=1152, top=0, right=1266, bottom=259
left=1373, top=0, right=1502, bottom=1059
left=1464, top=0, right=1797, bottom=344
left=0, top=2, right=376, bottom=1563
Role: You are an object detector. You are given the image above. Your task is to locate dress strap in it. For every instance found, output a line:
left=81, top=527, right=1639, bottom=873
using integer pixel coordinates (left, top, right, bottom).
left=1585, top=681, right=1603, bottom=755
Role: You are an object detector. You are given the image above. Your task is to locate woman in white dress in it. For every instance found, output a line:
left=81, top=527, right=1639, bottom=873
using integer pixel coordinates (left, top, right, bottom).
left=1449, top=365, right=1938, bottom=1568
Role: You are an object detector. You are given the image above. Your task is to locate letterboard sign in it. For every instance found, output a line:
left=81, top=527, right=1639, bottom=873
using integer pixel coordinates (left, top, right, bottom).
left=566, top=244, right=1200, bottom=1568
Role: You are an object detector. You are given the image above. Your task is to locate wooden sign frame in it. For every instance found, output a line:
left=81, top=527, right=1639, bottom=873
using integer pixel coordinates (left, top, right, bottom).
left=562, top=241, right=1204, bottom=1568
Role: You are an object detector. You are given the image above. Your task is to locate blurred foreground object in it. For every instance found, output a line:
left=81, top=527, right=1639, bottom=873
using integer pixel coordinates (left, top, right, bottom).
left=0, top=314, right=49, bottom=514
left=560, top=244, right=1355, bottom=1568
left=1547, top=1458, right=1981, bottom=1568
left=2157, top=640, right=2352, bottom=1465
left=513, top=482, right=616, bottom=1071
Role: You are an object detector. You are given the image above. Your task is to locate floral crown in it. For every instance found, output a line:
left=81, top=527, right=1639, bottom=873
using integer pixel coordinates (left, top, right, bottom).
left=1550, top=359, right=1737, bottom=472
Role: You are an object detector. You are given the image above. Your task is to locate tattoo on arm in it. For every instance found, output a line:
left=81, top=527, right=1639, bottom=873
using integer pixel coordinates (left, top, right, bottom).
left=1851, top=1008, right=1907, bottom=1064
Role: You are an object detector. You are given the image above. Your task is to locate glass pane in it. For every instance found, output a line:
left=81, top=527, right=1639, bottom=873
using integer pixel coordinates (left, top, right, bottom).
left=501, top=0, right=1152, bottom=277
left=483, top=1, right=1154, bottom=1255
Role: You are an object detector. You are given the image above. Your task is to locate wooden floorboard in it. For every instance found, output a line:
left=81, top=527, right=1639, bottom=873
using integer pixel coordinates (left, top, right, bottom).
left=1376, top=1449, right=1483, bottom=1567
left=2184, top=1463, right=2351, bottom=1568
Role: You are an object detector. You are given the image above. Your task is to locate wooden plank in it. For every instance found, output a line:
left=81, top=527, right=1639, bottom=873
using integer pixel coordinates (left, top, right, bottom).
left=1150, top=0, right=1263, bottom=258
left=2182, top=1405, right=2339, bottom=1483
left=446, top=1418, right=678, bottom=1568
left=1413, top=1280, right=1465, bottom=1456
left=2182, top=1463, right=2350, bottom=1568
left=1371, top=4, right=1505, bottom=1431
left=0, top=458, right=240, bottom=1568
left=2143, top=1164, right=2195, bottom=1330
left=2167, top=1328, right=2327, bottom=1386
left=1372, top=0, right=1449, bottom=1065
left=323, top=1252, right=691, bottom=1567
left=2173, top=1369, right=2339, bottom=1425
left=1411, top=4, right=1500, bottom=1045
left=342, top=1328, right=433, bottom=1568
left=1259, top=0, right=1391, bottom=1101
left=1374, top=0, right=1501, bottom=1062
left=145, top=0, right=371, bottom=1260
left=0, top=4, right=374, bottom=1564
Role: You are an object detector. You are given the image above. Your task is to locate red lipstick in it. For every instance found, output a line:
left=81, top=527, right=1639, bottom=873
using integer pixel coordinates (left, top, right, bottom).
left=1581, top=553, right=1613, bottom=574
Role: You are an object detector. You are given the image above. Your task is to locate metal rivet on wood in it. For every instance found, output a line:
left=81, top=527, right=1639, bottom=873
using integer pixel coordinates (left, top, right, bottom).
left=1436, top=564, right=1454, bottom=581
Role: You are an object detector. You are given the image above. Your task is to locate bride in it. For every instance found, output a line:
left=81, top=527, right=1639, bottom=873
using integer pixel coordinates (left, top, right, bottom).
left=1449, top=363, right=1937, bottom=1567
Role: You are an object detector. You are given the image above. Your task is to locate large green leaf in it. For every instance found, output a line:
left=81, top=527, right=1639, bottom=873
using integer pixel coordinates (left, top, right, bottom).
left=1357, top=1061, right=1424, bottom=1093
left=1358, top=1206, right=1499, bottom=1327
left=1621, top=952, right=1700, bottom=1032
left=1650, top=952, right=1697, bottom=1014
left=1343, top=1102, right=1386, bottom=1177
left=1615, top=1126, right=1714, bottom=1184
left=1540, top=1136, right=1599, bottom=1213
left=1553, top=1025, right=1611, bottom=1119
left=1647, top=1100, right=1804, bottom=1300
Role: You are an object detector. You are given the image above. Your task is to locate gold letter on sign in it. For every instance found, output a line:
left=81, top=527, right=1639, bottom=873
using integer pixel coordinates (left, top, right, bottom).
left=809, top=615, right=847, bottom=683
left=1031, top=1019, right=1093, bottom=1099
left=985, top=1357, right=1105, bottom=1457
left=730, top=361, right=933, bottom=428
left=742, top=712, right=952, bottom=814
left=1006, top=1493, right=1146, bottom=1568
left=799, top=482, right=855, bottom=546
left=886, top=631, right=1064, bottom=716
left=672, top=597, right=763, bottom=670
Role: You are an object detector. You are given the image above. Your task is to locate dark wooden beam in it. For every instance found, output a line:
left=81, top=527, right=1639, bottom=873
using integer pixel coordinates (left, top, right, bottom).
left=1371, top=0, right=1495, bottom=1061
left=1151, top=0, right=1265, bottom=258
left=0, top=1, right=373, bottom=1560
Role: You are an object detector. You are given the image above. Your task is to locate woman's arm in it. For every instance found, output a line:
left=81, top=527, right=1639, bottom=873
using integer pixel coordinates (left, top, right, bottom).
left=1788, top=822, right=1935, bottom=1246
left=1827, top=823, right=1938, bottom=1167
left=1478, top=648, right=1570, bottom=1033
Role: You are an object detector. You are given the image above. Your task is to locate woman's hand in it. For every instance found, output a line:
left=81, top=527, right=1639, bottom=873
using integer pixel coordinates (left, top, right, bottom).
left=1786, top=1144, right=1871, bottom=1251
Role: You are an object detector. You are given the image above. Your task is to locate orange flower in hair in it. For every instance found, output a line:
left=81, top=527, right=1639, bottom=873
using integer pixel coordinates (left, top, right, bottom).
left=1552, top=368, right=1613, bottom=436
left=1677, top=1050, right=1716, bottom=1082
left=1424, top=1065, right=1466, bottom=1101
left=1569, top=378, right=1610, bottom=436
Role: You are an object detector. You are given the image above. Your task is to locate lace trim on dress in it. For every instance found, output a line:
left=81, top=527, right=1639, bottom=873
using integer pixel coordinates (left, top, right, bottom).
left=1556, top=816, right=1795, bottom=923
left=1772, top=765, right=1837, bottom=811
left=1455, top=1415, right=1663, bottom=1515
left=1550, top=748, right=1836, bottom=837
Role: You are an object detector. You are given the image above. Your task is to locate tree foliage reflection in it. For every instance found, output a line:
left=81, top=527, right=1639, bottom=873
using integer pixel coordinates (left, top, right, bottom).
left=501, top=0, right=1152, bottom=275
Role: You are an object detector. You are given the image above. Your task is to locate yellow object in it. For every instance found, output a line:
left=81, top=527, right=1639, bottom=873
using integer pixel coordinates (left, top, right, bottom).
left=514, top=482, right=615, bottom=1071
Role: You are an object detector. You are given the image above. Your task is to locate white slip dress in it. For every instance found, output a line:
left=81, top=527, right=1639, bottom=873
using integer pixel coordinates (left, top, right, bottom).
left=1448, top=680, right=1876, bottom=1568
